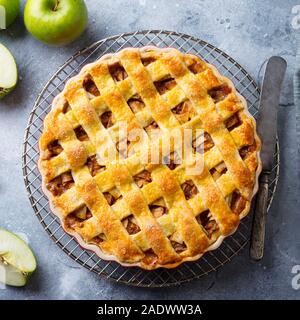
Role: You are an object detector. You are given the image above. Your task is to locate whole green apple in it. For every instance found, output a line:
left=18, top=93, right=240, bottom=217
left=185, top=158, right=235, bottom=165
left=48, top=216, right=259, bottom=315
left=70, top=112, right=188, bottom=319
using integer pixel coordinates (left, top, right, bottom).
left=24, top=0, right=88, bottom=46
left=0, top=0, right=20, bottom=28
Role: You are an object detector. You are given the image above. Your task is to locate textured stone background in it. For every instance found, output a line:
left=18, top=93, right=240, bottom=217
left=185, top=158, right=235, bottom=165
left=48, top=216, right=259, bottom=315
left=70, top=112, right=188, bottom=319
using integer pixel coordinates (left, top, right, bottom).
left=0, top=0, right=299, bottom=299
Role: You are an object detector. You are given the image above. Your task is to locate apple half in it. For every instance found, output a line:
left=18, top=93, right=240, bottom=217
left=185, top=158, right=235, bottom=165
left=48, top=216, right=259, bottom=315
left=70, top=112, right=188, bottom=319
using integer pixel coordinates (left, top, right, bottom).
left=0, top=43, right=18, bottom=99
left=0, top=229, right=36, bottom=287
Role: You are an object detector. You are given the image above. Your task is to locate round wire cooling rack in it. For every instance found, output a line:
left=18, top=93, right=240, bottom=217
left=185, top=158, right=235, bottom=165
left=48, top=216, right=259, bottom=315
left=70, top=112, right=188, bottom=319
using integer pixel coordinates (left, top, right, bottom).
left=22, top=30, right=280, bottom=287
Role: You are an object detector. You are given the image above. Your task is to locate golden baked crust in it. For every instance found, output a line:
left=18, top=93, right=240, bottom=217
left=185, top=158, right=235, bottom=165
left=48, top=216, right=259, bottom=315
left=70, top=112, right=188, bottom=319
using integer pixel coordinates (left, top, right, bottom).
left=38, top=47, right=261, bottom=269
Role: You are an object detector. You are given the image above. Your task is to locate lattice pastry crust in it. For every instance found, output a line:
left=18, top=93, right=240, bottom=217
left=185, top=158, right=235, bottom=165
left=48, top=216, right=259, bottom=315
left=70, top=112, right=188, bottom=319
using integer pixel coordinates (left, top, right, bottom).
left=39, top=47, right=261, bottom=269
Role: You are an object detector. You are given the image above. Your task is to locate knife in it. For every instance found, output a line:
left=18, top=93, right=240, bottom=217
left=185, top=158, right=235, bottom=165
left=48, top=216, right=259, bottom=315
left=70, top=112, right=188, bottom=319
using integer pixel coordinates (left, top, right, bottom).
left=250, top=56, right=287, bottom=261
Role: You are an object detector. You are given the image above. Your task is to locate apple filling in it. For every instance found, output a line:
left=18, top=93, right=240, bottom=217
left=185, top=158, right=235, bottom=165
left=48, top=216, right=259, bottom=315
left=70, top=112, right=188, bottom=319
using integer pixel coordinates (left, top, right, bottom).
left=209, top=161, right=227, bottom=180
left=100, top=111, right=115, bottom=128
left=208, top=84, right=231, bottom=103
left=133, top=170, right=152, bottom=188
left=142, top=249, right=158, bottom=266
left=74, top=125, right=89, bottom=141
left=91, top=234, right=106, bottom=244
left=239, top=141, right=257, bottom=160
left=144, top=120, right=159, bottom=138
left=154, top=78, right=176, bottom=95
left=103, top=188, right=122, bottom=206
left=86, top=155, right=106, bottom=177
left=225, top=113, right=242, bottom=131
left=65, top=206, right=92, bottom=229
left=192, top=132, right=214, bottom=153
left=141, top=57, right=157, bottom=66
left=109, top=63, right=128, bottom=82
left=83, top=75, right=100, bottom=97
left=196, top=210, right=219, bottom=238
left=188, top=60, right=206, bottom=74
left=128, top=95, right=145, bottom=113
left=171, top=240, right=187, bottom=253
left=44, top=140, right=63, bottom=160
left=149, top=198, right=168, bottom=218
left=121, top=215, right=141, bottom=235
left=165, top=152, right=181, bottom=170
left=181, top=180, right=198, bottom=200
left=116, top=135, right=136, bottom=158
left=228, top=191, right=247, bottom=215
left=116, top=139, right=130, bottom=158
left=62, top=101, right=71, bottom=113
left=171, top=100, right=197, bottom=124
left=47, top=171, right=74, bottom=196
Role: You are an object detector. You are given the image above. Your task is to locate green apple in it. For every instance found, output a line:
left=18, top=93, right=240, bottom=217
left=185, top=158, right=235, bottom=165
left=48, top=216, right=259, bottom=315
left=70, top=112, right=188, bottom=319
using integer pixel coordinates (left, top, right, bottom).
left=0, top=43, right=18, bottom=99
left=0, top=0, right=20, bottom=28
left=24, top=0, right=88, bottom=46
left=0, top=229, right=36, bottom=287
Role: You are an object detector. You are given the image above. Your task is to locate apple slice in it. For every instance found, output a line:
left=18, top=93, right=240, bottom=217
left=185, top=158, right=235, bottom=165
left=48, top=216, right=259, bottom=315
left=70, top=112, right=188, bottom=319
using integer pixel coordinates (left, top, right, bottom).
left=0, top=43, right=18, bottom=98
left=0, top=229, right=36, bottom=287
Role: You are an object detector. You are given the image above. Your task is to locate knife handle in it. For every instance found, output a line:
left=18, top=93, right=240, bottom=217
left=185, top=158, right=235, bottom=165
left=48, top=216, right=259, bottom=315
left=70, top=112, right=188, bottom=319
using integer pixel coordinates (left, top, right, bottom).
left=250, top=173, right=269, bottom=260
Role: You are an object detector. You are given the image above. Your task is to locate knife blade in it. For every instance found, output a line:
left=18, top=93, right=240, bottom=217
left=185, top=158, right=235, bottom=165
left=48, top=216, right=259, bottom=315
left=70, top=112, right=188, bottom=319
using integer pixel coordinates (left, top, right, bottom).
left=256, top=56, right=287, bottom=171
left=250, top=56, right=287, bottom=261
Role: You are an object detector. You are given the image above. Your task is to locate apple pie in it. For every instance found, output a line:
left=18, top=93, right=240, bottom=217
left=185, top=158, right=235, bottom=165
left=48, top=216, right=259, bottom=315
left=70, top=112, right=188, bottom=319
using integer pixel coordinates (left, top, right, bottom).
left=39, top=47, right=261, bottom=269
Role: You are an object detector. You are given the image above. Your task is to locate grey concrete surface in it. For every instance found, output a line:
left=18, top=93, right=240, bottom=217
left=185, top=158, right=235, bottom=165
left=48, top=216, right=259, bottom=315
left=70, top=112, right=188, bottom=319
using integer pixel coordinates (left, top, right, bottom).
left=0, top=0, right=299, bottom=299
